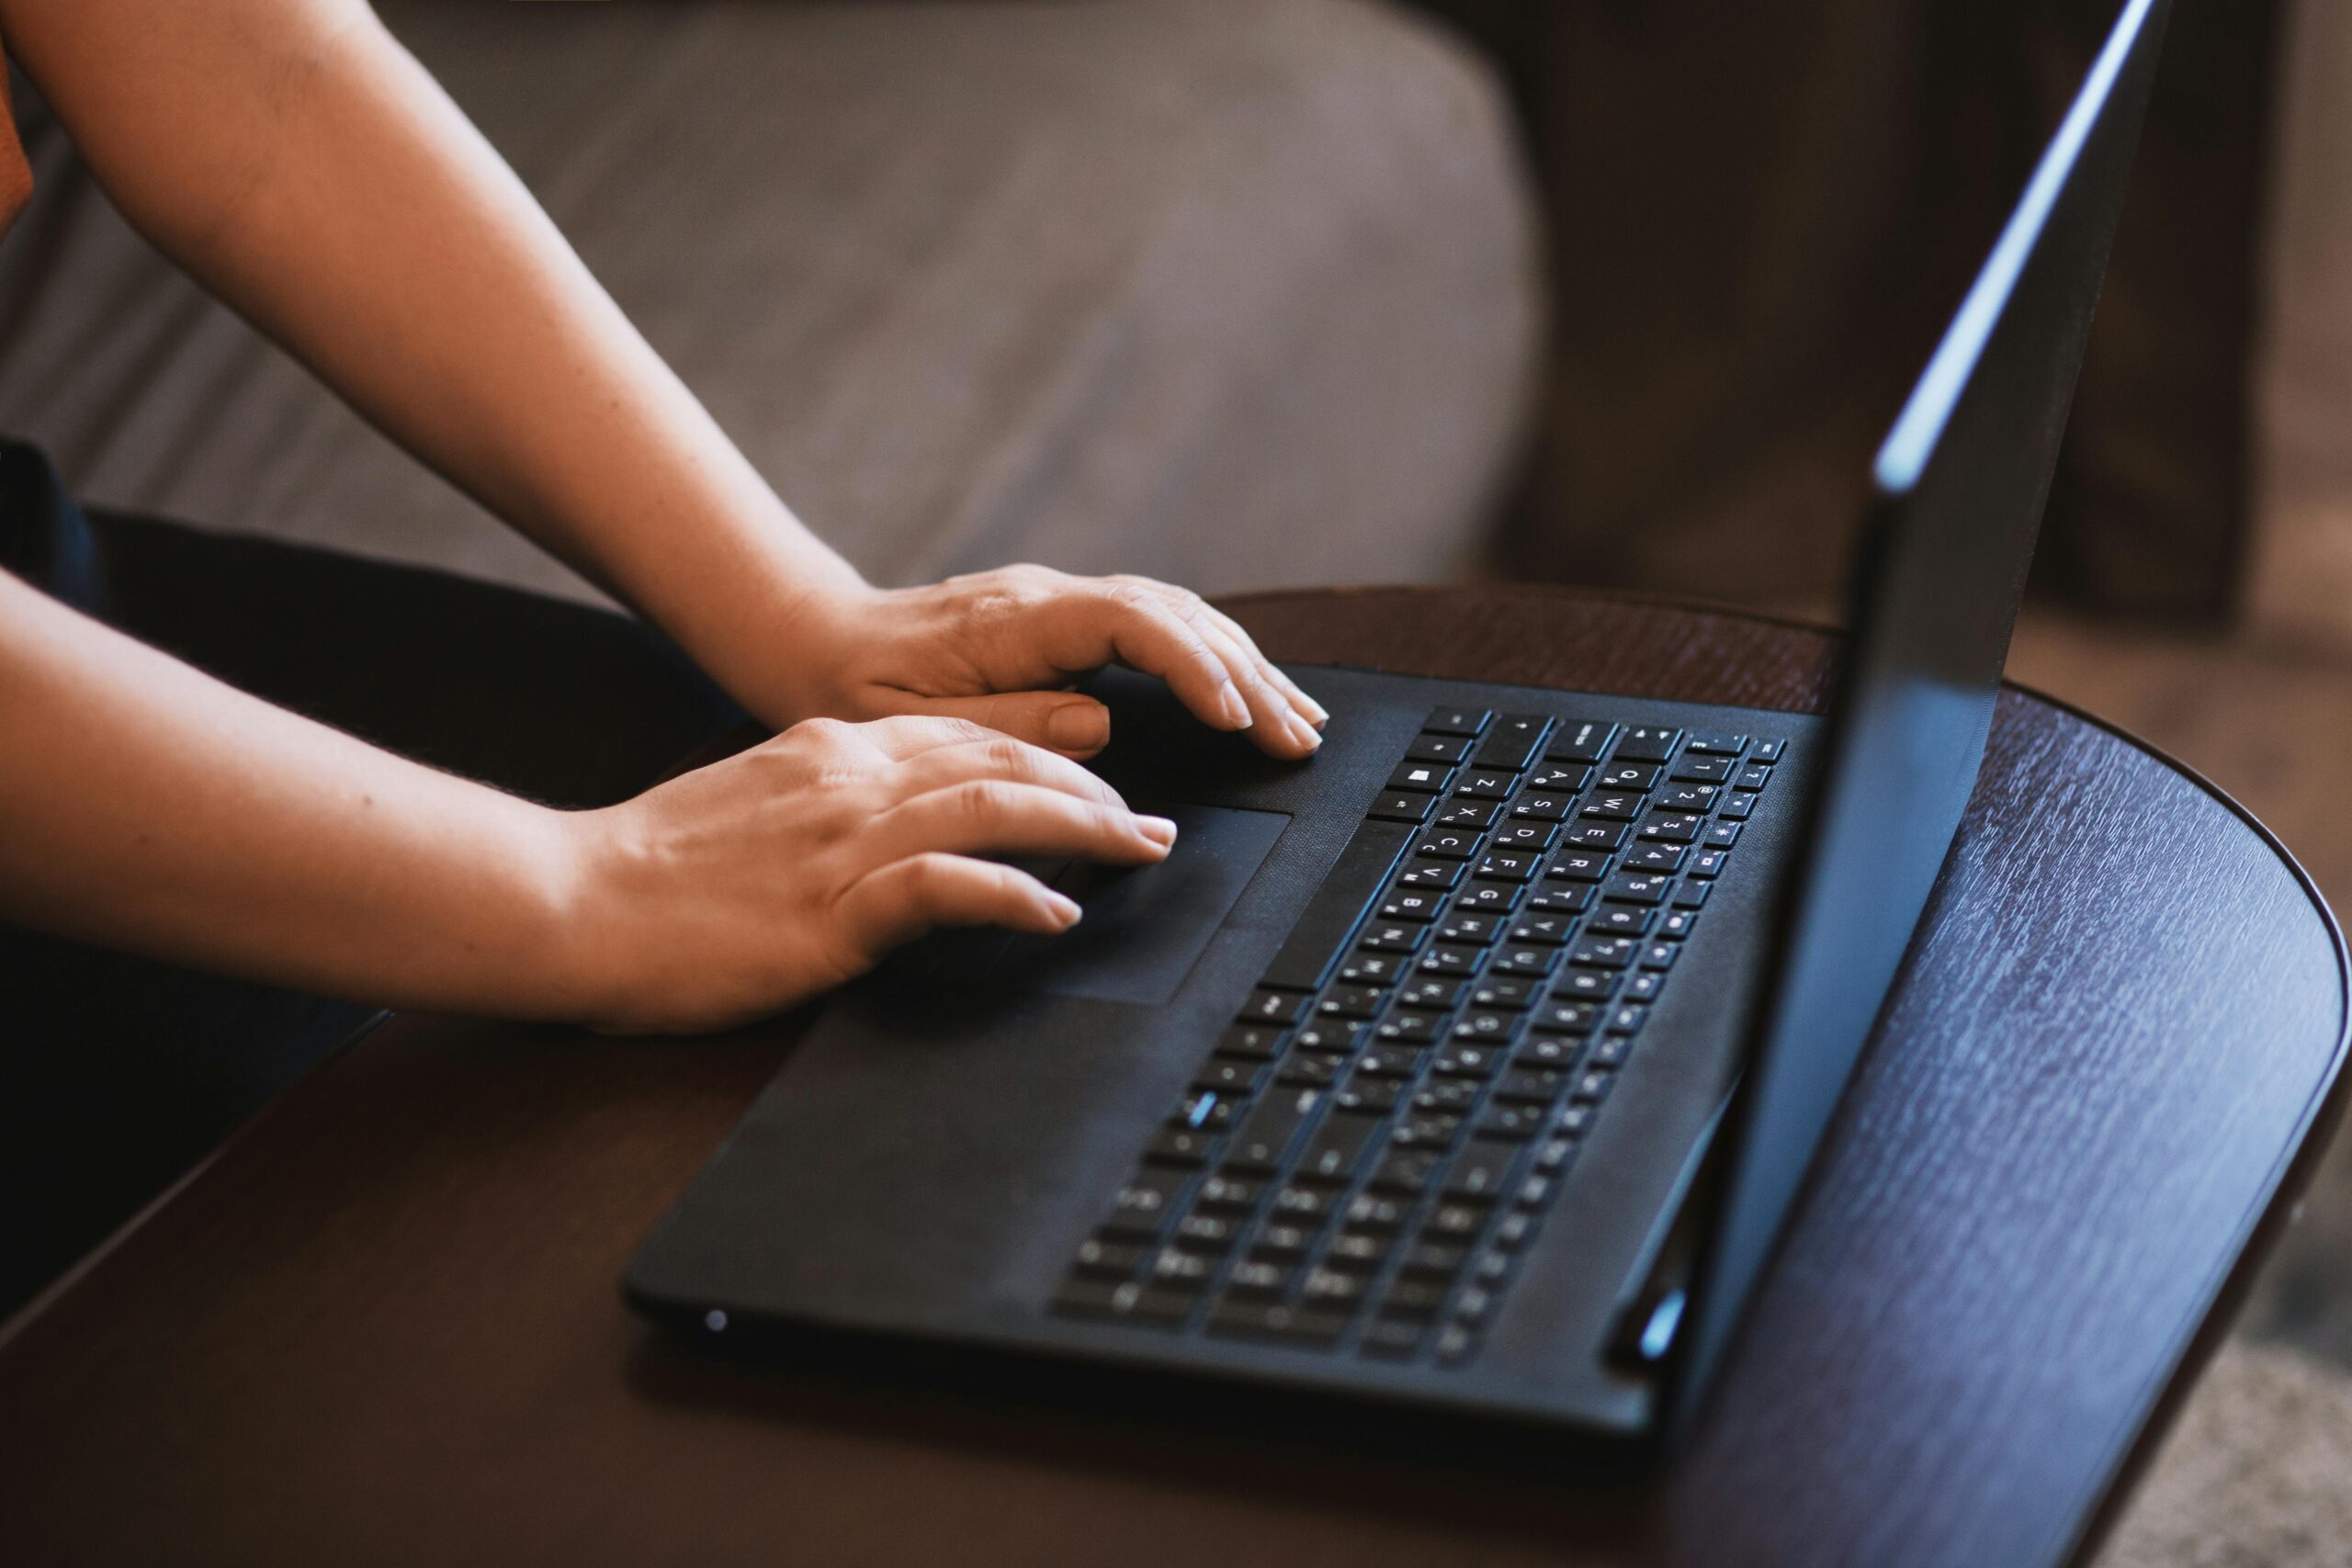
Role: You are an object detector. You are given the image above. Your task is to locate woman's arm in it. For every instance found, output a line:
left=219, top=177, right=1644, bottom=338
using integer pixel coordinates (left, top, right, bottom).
left=0, top=0, right=1325, bottom=756
left=0, top=571, right=1170, bottom=1033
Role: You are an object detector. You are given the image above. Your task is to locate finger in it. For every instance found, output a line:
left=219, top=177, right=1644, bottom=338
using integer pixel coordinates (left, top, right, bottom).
left=885, top=730, right=1129, bottom=813
left=860, top=778, right=1176, bottom=868
left=1198, top=602, right=1328, bottom=728
left=1035, top=585, right=1252, bottom=735
left=876, top=690, right=1114, bottom=759
left=834, top=852, right=1081, bottom=955
left=1117, top=579, right=1316, bottom=758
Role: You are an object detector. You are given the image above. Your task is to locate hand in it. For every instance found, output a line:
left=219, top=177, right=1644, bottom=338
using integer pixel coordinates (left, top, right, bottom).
left=560, top=715, right=1175, bottom=1033
left=773, top=566, right=1329, bottom=760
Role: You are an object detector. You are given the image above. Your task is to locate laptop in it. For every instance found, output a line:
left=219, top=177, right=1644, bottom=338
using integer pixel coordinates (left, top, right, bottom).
left=627, top=0, right=2169, bottom=1457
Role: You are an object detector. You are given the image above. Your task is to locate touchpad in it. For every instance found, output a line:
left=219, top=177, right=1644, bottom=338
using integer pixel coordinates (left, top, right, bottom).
left=915, top=805, right=1288, bottom=1006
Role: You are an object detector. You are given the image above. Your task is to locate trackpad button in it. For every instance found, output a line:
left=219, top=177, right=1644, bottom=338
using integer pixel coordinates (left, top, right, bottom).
left=983, top=804, right=1288, bottom=1005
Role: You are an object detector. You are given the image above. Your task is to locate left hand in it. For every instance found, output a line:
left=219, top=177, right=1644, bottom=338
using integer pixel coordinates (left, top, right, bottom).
left=771, top=566, right=1329, bottom=760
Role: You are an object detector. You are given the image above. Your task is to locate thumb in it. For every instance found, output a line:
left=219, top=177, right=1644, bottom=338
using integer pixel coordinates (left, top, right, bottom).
left=883, top=691, right=1112, bottom=757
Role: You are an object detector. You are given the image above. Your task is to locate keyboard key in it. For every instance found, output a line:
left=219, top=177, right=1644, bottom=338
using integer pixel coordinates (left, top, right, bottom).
left=1590, top=908, right=1653, bottom=937
left=1278, top=1053, right=1344, bottom=1089
left=1515, top=1035, right=1581, bottom=1067
left=1509, top=792, right=1574, bottom=822
left=1317, top=984, right=1386, bottom=1019
left=1171, top=1090, right=1237, bottom=1133
left=1751, top=738, right=1786, bottom=762
left=1546, top=849, right=1611, bottom=883
left=1398, top=976, right=1465, bottom=1010
left=1472, top=714, right=1550, bottom=771
left=1448, top=1010, right=1521, bottom=1048
left=1395, top=859, right=1464, bottom=890
left=1490, top=944, right=1560, bottom=977
left=1417, top=944, right=1483, bottom=978
left=1524, top=762, right=1591, bottom=793
left=1613, top=726, right=1681, bottom=762
left=1051, top=1278, right=1130, bottom=1318
left=1476, top=851, right=1541, bottom=883
left=1433, top=1042, right=1505, bottom=1077
left=1670, top=754, right=1735, bottom=784
left=1532, top=998, right=1602, bottom=1033
left=1295, top=1113, right=1383, bottom=1185
left=1603, top=872, right=1674, bottom=906
left=1657, top=784, right=1716, bottom=812
left=1545, top=720, right=1617, bottom=764
left=1223, top=1258, right=1291, bottom=1296
left=1271, top=1183, right=1335, bottom=1223
left=1639, top=812, right=1705, bottom=844
left=1423, top=705, right=1491, bottom=738
left=1452, top=769, right=1520, bottom=800
left=1719, top=791, right=1758, bottom=821
left=1358, top=922, right=1428, bottom=955
left=1704, top=821, right=1744, bottom=849
left=1509, top=912, right=1576, bottom=944
left=1597, top=761, right=1660, bottom=791
left=1370, top=1151, right=1442, bottom=1196
left=1493, top=1068, right=1567, bottom=1106
left=1413, top=1078, right=1481, bottom=1114
left=1554, top=968, right=1621, bottom=1000
left=1440, top=910, right=1507, bottom=946
left=1368, top=791, right=1435, bottom=824
left=1414, top=827, right=1483, bottom=861
left=1240, top=989, right=1309, bottom=1024
left=1673, top=881, right=1712, bottom=910
left=1571, top=1068, right=1616, bottom=1104
left=1534, top=1134, right=1580, bottom=1173
left=1607, top=1004, right=1649, bottom=1038
left=1625, top=971, right=1664, bottom=1002
left=1735, top=762, right=1774, bottom=791
left=1621, top=844, right=1683, bottom=875
left=1217, top=1023, right=1285, bottom=1061
left=1687, top=848, right=1730, bottom=879
left=1451, top=881, right=1523, bottom=915
left=1225, top=1088, right=1323, bottom=1173
left=1378, top=888, right=1445, bottom=921
left=1588, top=1034, right=1633, bottom=1069
left=1196, top=1174, right=1261, bottom=1212
left=1475, top=1102, right=1546, bottom=1141
left=1291, top=1018, right=1362, bottom=1055
left=1425, top=1203, right=1487, bottom=1238
left=1252, top=1222, right=1317, bottom=1259
left=1658, top=910, right=1698, bottom=940
left=1300, top=1268, right=1368, bottom=1309
left=1073, top=1237, right=1147, bottom=1278
left=1401, top=1240, right=1469, bottom=1277
left=1406, top=733, right=1473, bottom=765
left=1258, top=821, right=1411, bottom=991
left=1570, top=935, right=1640, bottom=968
left=1490, top=821, right=1558, bottom=854
left=1206, top=1301, right=1346, bottom=1347
left=1103, top=1168, right=1189, bottom=1237
left=1362, top=1317, right=1427, bottom=1357
left=1151, top=1247, right=1216, bottom=1287
left=1432, top=798, right=1500, bottom=830
left=1388, top=761, right=1454, bottom=794
left=1684, top=732, right=1747, bottom=756
left=1444, top=1143, right=1521, bottom=1203
left=1580, top=792, right=1644, bottom=822
left=1344, top=1193, right=1411, bottom=1232
left=1334, top=1077, right=1400, bottom=1116
left=1641, top=942, right=1679, bottom=970
left=1193, top=1058, right=1265, bottom=1096
left=1374, top=1010, right=1443, bottom=1045
left=1147, top=1128, right=1220, bottom=1168
left=1492, top=1212, right=1537, bottom=1250
left=1563, top=821, right=1628, bottom=850
left=1468, top=975, right=1541, bottom=1009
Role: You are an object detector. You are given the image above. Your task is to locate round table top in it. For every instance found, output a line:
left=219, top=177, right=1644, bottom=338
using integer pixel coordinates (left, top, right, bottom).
left=0, top=584, right=2343, bottom=1568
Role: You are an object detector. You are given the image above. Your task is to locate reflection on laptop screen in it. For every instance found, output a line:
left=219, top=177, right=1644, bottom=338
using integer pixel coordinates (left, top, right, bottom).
left=1669, top=0, right=2172, bottom=1429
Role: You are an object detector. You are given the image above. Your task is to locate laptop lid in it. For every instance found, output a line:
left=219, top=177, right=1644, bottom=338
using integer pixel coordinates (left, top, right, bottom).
left=1664, top=0, right=2173, bottom=1433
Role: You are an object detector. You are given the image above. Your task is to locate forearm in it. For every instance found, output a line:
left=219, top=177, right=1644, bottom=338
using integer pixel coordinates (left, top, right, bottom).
left=0, top=572, right=587, bottom=1017
left=2, top=0, right=857, bottom=723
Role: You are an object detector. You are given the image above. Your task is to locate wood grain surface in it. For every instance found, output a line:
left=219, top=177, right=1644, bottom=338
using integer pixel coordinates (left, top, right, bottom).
left=0, top=586, right=2340, bottom=1568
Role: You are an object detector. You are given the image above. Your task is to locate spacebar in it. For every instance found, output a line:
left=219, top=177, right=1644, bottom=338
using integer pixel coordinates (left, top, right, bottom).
left=1259, top=820, right=1413, bottom=991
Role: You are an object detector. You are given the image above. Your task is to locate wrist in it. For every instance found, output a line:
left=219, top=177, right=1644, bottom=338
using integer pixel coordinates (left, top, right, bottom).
left=719, top=571, right=887, bottom=731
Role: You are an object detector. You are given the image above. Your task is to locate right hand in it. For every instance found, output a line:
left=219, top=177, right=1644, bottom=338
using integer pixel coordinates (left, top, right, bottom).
left=558, top=715, right=1173, bottom=1034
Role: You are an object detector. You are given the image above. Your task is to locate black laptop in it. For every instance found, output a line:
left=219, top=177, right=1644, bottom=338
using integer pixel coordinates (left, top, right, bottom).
left=627, top=0, right=2169, bottom=1456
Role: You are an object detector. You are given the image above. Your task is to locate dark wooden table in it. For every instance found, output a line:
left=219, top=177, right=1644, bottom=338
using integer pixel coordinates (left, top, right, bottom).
left=1, top=586, right=2344, bottom=1568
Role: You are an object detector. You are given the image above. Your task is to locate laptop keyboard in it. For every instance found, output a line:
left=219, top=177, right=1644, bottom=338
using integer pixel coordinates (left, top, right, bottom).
left=1049, top=706, right=1785, bottom=1367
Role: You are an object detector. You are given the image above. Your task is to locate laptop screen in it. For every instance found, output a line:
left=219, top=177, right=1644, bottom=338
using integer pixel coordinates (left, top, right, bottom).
left=1667, top=0, right=2172, bottom=1430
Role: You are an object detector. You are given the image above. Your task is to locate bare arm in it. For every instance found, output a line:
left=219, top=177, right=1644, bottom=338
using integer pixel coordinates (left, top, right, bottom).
left=0, top=0, right=1326, bottom=755
left=0, top=570, right=1170, bottom=1032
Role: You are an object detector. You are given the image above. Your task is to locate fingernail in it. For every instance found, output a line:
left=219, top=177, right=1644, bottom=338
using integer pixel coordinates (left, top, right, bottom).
left=1217, top=683, right=1251, bottom=730
left=1302, top=695, right=1330, bottom=727
left=1136, top=814, right=1180, bottom=847
left=1047, top=702, right=1110, bottom=752
left=1048, top=892, right=1082, bottom=928
left=1289, top=716, right=1321, bottom=752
